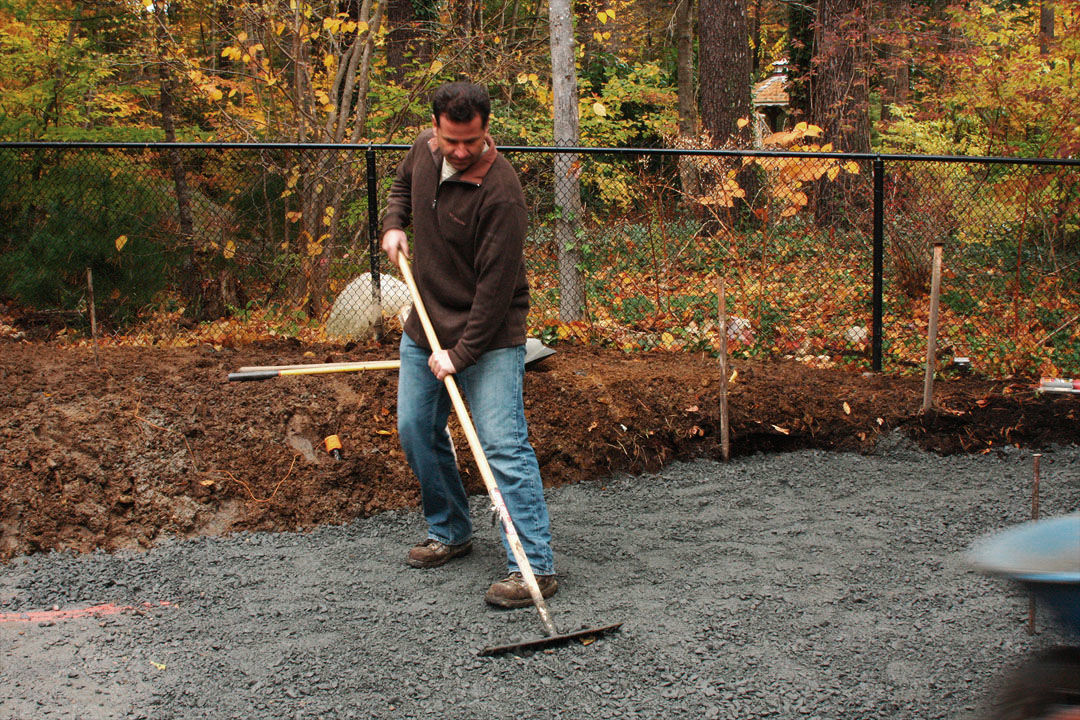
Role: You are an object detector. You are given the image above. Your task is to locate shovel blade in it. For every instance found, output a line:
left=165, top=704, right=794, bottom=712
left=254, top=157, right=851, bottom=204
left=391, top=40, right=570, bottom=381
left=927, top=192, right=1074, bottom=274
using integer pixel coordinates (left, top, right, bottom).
left=478, top=622, right=623, bottom=657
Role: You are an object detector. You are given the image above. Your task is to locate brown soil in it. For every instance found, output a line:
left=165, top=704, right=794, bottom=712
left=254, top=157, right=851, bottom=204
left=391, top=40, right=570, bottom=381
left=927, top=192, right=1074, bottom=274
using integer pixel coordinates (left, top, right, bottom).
left=2, top=335, right=1077, bottom=562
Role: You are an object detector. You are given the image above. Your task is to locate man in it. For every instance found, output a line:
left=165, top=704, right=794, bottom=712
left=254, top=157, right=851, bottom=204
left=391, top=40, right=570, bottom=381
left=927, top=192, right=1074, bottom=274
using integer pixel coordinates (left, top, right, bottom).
left=380, top=81, right=556, bottom=608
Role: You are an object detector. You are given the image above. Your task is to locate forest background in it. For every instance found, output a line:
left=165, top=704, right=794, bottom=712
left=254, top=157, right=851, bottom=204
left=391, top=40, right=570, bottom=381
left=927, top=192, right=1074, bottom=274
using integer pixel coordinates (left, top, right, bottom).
left=1, top=0, right=1079, bottom=378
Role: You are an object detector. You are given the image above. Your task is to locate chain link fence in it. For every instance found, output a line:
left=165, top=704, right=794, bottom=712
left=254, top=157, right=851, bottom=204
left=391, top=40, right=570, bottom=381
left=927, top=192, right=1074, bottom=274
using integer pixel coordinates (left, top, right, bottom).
left=1, top=142, right=1078, bottom=379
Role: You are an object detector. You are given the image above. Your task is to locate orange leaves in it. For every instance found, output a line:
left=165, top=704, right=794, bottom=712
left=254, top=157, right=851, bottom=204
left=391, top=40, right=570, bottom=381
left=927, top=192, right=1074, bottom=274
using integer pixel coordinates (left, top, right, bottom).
left=697, top=173, right=746, bottom=208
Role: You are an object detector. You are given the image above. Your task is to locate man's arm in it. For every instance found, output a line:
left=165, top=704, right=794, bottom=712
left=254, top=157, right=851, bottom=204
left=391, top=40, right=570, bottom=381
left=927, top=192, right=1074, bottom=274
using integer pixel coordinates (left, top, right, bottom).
left=380, top=141, right=419, bottom=262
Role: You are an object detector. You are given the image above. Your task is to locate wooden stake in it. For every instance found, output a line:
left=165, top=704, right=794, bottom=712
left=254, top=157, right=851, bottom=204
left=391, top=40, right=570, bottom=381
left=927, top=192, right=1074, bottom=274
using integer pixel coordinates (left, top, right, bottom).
left=718, top=277, right=730, bottom=462
left=921, top=243, right=944, bottom=414
left=1028, top=453, right=1041, bottom=635
left=86, top=267, right=100, bottom=370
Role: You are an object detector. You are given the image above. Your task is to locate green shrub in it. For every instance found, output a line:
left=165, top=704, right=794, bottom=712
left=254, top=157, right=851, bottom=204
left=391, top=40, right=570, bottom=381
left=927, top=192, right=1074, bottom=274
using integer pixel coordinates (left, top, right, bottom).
left=0, top=151, right=172, bottom=327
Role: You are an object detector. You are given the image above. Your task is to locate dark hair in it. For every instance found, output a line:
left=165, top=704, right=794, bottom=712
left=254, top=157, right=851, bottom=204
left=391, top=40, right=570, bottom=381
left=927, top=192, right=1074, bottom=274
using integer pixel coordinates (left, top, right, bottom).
left=431, top=82, right=490, bottom=126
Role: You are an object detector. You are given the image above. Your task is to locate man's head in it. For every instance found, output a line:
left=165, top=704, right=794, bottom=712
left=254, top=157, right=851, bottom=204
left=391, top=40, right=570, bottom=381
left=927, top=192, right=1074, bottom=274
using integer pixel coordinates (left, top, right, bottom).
left=431, top=82, right=491, bottom=172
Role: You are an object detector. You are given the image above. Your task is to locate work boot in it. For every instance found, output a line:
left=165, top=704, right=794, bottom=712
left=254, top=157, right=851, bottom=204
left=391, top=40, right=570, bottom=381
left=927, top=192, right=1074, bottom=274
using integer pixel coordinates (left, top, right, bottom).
left=484, top=572, right=558, bottom=609
left=406, top=539, right=473, bottom=569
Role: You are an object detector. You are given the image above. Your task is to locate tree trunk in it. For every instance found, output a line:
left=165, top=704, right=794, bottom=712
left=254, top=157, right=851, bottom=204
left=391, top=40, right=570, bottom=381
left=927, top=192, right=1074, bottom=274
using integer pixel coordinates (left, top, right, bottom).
left=699, top=0, right=755, bottom=225
left=750, top=0, right=763, bottom=78
left=549, top=0, right=585, bottom=322
left=676, top=0, right=697, bottom=139
left=1039, top=1, right=1055, bottom=55
left=698, top=0, right=751, bottom=147
left=810, top=0, right=870, bottom=155
left=879, top=0, right=910, bottom=122
left=385, top=0, right=416, bottom=81
left=675, top=0, right=701, bottom=200
left=810, top=0, right=871, bottom=226
left=154, top=1, right=201, bottom=317
left=786, top=0, right=815, bottom=123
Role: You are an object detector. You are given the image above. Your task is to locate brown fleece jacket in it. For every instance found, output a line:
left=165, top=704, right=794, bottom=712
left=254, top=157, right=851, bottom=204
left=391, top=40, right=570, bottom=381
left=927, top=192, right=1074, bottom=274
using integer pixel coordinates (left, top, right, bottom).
left=381, top=128, right=529, bottom=370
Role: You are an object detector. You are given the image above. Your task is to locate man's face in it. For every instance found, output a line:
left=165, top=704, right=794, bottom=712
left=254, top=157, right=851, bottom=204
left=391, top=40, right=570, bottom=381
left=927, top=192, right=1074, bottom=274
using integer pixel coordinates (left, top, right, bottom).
left=433, top=113, right=488, bottom=172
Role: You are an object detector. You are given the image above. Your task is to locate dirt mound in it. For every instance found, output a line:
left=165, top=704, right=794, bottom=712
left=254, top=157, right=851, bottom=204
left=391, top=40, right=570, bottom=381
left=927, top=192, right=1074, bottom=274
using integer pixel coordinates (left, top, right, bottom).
left=2, top=336, right=1076, bottom=561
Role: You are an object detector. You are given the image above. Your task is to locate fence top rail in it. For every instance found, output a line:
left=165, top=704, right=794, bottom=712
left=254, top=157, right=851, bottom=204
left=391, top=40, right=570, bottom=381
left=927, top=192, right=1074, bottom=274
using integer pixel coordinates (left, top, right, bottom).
left=2, top=140, right=1079, bottom=167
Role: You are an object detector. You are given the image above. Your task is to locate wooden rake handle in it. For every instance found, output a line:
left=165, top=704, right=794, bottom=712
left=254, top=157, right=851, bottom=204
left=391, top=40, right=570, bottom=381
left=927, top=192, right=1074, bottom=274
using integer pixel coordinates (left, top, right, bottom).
left=396, top=255, right=558, bottom=636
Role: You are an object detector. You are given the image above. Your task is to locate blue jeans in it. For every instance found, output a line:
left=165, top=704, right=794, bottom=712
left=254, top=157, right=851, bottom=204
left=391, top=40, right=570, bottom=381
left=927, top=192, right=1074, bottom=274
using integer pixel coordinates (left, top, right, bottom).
left=397, top=333, right=554, bottom=575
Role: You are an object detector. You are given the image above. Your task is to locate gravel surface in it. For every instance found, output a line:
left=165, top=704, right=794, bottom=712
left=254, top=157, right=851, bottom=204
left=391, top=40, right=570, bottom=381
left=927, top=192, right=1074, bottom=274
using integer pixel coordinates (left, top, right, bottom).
left=3, top=441, right=1079, bottom=720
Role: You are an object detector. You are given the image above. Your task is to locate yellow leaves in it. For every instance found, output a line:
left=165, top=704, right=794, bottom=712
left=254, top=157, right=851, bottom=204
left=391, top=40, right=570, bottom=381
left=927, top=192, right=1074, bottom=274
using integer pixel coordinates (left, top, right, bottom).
left=285, top=210, right=303, bottom=223
left=323, top=53, right=335, bottom=70
left=843, top=161, right=860, bottom=175
left=593, top=30, right=612, bottom=42
left=736, top=117, right=749, bottom=129
left=661, top=331, right=676, bottom=348
left=325, top=14, right=367, bottom=34
left=304, top=231, right=323, bottom=258
left=221, top=46, right=243, bottom=62
left=430, top=60, right=444, bottom=75
left=843, top=401, right=851, bottom=415
left=315, top=90, right=333, bottom=110
left=517, top=72, right=540, bottom=85
left=592, top=102, right=608, bottom=117
left=596, top=8, right=616, bottom=23
left=223, top=241, right=236, bottom=260
left=322, top=206, right=335, bottom=227
left=115, top=235, right=128, bottom=252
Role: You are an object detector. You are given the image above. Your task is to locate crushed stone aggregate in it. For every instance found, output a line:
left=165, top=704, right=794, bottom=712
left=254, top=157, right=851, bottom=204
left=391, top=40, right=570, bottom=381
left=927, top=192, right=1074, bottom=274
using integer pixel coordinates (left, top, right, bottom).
left=2, top=444, right=1078, bottom=719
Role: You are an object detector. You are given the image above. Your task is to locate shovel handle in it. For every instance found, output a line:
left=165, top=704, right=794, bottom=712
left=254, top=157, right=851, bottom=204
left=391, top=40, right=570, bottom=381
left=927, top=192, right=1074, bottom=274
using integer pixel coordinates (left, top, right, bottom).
left=397, top=255, right=558, bottom=637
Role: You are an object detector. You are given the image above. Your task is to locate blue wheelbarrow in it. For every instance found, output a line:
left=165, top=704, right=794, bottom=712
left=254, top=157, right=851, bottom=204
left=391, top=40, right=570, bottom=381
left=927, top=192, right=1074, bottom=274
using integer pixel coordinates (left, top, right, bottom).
left=967, top=513, right=1080, bottom=720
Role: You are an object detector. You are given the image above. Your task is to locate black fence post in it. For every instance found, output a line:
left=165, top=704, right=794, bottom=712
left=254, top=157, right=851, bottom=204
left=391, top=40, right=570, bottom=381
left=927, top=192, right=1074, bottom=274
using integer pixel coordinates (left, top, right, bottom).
left=872, top=156, right=884, bottom=372
left=366, top=146, right=382, bottom=339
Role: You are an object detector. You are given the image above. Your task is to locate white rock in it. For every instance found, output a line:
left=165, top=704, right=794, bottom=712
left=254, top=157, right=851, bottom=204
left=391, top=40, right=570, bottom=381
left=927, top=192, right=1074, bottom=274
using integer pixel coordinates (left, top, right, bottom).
left=325, top=274, right=411, bottom=340
left=844, top=325, right=869, bottom=343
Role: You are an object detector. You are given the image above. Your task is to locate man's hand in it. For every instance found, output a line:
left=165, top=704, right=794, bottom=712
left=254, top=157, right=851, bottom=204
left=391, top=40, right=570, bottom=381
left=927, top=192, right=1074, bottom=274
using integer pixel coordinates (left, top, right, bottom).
left=428, top=350, right=456, bottom=380
left=381, top=229, right=409, bottom=266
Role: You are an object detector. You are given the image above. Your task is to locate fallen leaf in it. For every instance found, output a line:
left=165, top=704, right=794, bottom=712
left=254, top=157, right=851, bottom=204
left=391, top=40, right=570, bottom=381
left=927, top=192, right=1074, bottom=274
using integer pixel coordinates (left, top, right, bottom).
left=375, top=429, right=393, bottom=436
left=843, top=402, right=851, bottom=415
left=684, top=405, right=699, bottom=413
left=876, top=417, right=884, bottom=425
left=150, top=661, right=166, bottom=670
left=771, top=424, right=790, bottom=435
left=586, top=421, right=598, bottom=432
left=199, top=479, right=215, bottom=487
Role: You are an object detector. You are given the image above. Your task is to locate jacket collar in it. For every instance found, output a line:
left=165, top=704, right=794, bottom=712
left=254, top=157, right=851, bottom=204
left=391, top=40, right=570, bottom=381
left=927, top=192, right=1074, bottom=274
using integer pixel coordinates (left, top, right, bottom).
left=427, top=131, right=498, bottom=185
